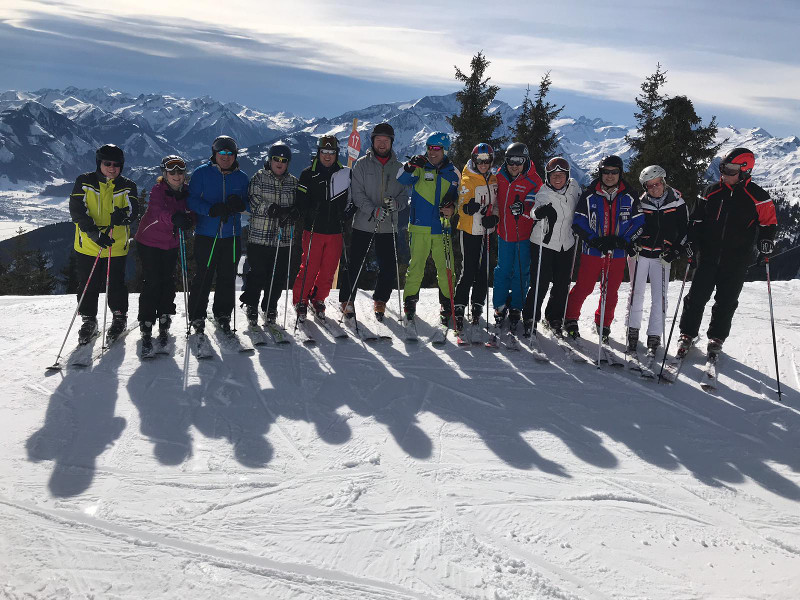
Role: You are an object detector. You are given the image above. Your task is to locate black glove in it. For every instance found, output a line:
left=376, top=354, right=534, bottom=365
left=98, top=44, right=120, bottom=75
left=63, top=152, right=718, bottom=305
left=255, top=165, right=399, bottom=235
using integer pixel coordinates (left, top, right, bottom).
left=110, top=206, right=131, bottom=226
left=404, top=155, right=427, bottom=172
left=88, top=228, right=114, bottom=248
left=626, top=244, right=639, bottom=257
left=209, top=203, right=230, bottom=222
left=464, top=198, right=480, bottom=215
left=481, top=214, right=499, bottom=229
left=510, top=200, right=524, bottom=217
left=171, top=211, right=192, bottom=231
left=613, top=235, right=628, bottom=249
left=226, top=194, right=245, bottom=213
left=588, top=236, right=605, bottom=250
left=533, top=204, right=548, bottom=219
left=758, top=238, right=774, bottom=256
left=267, top=203, right=281, bottom=218
left=660, top=247, right=680, bottom=263
left=279, top=205, right=299, bottom=224
left=165, top=187, right=188, bottom=201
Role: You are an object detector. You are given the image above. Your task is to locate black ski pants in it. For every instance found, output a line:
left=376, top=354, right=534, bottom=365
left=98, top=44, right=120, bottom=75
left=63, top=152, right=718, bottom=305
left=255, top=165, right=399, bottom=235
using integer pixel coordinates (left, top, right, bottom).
left=188, top=234, right=241, bottom=322
left=453, top=230, right=489, bottom=310
left=240, top=243, right=291, bottom=314
left=523, top=244, right=574, bottom=324
left=338, top=228, right=398, bottom=304
left=76, top=251, right=128, bottom=318
left=679, top=253, right=749, bottom=342
left=136, top=242, right=179, bottom=324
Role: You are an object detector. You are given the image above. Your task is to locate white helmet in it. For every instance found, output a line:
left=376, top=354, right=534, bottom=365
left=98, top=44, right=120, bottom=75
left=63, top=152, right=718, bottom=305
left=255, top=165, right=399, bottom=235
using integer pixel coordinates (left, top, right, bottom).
left=639, top=165, right=667, bottom=186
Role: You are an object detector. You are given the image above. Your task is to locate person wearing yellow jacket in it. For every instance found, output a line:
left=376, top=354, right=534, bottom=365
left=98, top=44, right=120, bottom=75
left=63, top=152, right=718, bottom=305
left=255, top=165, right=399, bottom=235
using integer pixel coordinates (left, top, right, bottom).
left=453, top=143, right=498, bottom=331
left=69, top=144, right=139, bottom=344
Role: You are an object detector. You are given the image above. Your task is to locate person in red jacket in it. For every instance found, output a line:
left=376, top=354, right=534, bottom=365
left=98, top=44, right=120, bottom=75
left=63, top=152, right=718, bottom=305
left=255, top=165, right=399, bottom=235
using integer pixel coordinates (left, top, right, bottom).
left=492, top=142, right=543, bottom=330
left=134, top=155, right=193, bottom=350
left=677, top=147, right=777, bottom=359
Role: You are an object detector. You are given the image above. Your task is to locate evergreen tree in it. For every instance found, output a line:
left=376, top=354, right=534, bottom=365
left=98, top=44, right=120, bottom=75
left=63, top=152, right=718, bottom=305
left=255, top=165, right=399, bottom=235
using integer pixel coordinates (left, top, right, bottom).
left=448, top=51, right=506, bottom=170
left=0, top=228, right=57, bottom=295
left=626, top=64, right=668, bottom=180
left=511, top=72, right=564, bottom=179
left=60, top=250, right=79, bottom=294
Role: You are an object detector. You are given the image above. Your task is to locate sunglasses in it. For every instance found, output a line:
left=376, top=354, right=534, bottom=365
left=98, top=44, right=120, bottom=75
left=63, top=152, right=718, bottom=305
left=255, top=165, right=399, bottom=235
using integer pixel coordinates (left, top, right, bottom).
left=600, top=168, right=620, bottom=176
left=720, top=163, right=742, bottom=176
left=506, top=156, right=526, bottom=166
left=163, top=159, right=186, bottom=173
left=476, top=159, right=493, bottom=165
left=427, top=145, right=444, bottom=152
left=217, top=150, right=234, bottom=156
left=645, top=180, right=663, bottom=190
left=271, top=156, right=289, bottom=163
left=101, top=160, right=121, bottom=168
left=319, top=149, right=337, bottom=155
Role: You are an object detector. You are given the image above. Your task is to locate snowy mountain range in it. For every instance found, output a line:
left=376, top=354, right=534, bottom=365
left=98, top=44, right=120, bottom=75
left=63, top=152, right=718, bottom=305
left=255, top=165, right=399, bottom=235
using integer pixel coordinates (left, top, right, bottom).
left=0, top=86, right=798, bottom=240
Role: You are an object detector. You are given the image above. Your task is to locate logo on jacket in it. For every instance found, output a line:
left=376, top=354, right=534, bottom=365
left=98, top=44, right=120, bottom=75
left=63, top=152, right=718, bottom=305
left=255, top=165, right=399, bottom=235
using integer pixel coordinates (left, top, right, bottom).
left=424, top=172, right=435, bottom=181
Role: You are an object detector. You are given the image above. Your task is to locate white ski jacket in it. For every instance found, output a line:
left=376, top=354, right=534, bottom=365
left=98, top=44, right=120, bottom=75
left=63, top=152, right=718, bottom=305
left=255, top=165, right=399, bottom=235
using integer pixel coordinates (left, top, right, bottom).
left=529, top=178, right=581, bottom=251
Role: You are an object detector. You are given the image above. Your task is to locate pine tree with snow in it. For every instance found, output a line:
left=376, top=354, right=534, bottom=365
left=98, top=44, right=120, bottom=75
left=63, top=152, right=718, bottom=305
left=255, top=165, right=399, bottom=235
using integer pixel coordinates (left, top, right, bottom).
left=510, top=72, right=564, bottom=179
left=626, top=63, right=668, bottom=176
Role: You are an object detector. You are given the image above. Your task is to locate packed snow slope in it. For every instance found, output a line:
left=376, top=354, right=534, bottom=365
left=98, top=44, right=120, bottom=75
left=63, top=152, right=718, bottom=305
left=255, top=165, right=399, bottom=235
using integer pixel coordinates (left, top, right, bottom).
left=1, top=282, right=799, bottom=600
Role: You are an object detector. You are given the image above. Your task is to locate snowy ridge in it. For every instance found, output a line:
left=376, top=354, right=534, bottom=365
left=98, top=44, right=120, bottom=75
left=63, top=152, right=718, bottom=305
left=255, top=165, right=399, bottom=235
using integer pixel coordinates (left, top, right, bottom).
left=3, top=282, right=800, bottom=598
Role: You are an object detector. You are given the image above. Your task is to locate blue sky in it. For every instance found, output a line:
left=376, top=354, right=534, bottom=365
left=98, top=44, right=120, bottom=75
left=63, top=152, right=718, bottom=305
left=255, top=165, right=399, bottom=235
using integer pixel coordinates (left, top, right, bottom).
left=2, top=0, right=798, bottom=136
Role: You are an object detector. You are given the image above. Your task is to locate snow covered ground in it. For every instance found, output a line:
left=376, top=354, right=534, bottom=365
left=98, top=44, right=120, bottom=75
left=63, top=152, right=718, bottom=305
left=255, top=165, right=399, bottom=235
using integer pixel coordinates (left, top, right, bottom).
left=1, top=282, right=799, bottom=599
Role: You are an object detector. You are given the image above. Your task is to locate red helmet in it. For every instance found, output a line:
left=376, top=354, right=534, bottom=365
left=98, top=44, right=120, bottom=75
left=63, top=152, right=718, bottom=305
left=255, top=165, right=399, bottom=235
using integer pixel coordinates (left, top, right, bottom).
left=720, top=147, right=755, bottom=180
left=471, top=143, right=495, bottom=167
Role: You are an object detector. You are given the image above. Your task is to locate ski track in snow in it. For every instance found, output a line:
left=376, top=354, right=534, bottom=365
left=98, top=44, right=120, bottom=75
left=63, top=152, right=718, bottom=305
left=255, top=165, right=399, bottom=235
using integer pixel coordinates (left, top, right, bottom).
left=2, top=284, right=800, bottom=599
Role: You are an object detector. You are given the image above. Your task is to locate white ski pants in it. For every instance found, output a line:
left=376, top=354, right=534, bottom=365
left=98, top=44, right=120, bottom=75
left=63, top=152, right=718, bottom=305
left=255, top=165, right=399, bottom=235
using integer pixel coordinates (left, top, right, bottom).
left=625, top=255, right=670, bottom=337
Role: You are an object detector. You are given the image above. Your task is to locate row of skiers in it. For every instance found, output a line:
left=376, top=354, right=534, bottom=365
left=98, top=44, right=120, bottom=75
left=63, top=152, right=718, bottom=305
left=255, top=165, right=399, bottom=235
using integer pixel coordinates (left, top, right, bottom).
left=68, top=128, right=776, bottom=361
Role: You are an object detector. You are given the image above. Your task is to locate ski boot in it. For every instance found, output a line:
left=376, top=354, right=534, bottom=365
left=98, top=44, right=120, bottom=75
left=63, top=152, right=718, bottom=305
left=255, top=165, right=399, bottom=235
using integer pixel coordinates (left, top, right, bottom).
left=439, top=304, right=453, bottom=327
left=140, top=321, right=153, bottom=354
left=264, top=309, right=277, bottom=325
left=295, top=301, right=308, bottom=323
left=374, top=300, right=386, bottom=322
left=564, top=319, right=579, bottom=340
left=403, top=299, right=417, bottom=322
left=646, top=334, right=660, bottom=353
left=706, top=337, right=723, bottom=362
left=508, top=309, right=521, bottom=332
left=494, top=305, right=508, bottom=328
left=244, top=304, right=259, bottom=327
left=191, top=318, right=205, bottom=335
left=676, top=333, right=694, bottom=358
left=106, top=311, right=127, bottom=344
left=626, top=327, right=639, bottom=353
left=214, top=315, right=232, bottom=335
left=78, top=315, right=98, bottom=345
left=453, top=305, right=465, bottom=332
left=311, top=300, right=326, bottom=319
left=596, top=323, right=611, bottom=344
left=522, top=319, right=533, bottom=338
left=547, top=318, right=562, bottom=336
left=470, top=303, right=482, bottom=326
left=157, top=315, right=171, bottom=346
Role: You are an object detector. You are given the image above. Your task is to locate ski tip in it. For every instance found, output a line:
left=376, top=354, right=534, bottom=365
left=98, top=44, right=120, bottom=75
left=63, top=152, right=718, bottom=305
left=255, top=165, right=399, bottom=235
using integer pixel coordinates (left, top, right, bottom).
left=45, top=363, right=63, bottom=373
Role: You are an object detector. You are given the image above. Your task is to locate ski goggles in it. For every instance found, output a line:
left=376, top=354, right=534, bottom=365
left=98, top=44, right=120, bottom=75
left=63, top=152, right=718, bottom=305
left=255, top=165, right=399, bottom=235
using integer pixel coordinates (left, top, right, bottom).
left=505, top=156, right=527, bottom=166
left=271, top=156, right=289, bottom=163
left=545, top=157, right=570, bottom=174
left=426, top=145, right=444, bottom=152
left=720, top=163, right=743, bottom=176
left=163, top=158, right=187, bottom=173
left=216, top=150, right=234, bottom=156
left=600, top=168, right=620, bottom=175
left=101, top=160, right=121, bottom=168
left=319, top=149, right=337, bottom=155
left=645, top=180, right=664, bottom=191
left=474, top=153, right=492, bottom=164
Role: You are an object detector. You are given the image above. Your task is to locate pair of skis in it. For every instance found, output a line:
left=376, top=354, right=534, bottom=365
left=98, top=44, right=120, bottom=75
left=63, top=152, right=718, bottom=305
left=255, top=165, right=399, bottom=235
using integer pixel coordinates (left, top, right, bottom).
left=49, top=324, right=137, bottom=370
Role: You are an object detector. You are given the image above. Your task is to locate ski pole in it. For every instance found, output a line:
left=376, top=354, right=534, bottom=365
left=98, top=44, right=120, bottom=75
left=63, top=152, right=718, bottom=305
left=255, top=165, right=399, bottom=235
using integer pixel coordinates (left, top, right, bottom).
left=529, top=237, right=543, bottom=347
left=100, top=226, right=115, bottom=352
left=658, top=260, right=692, bottom=382
left=560, top=235, right=579, bottom=329
left=485, top=230, right=491, bottom=337
left=340, top=219, right=380, bottom=329
left=624, top=250, right=640, bottom=360
left=596, top=251, right=611, bottom=368
left=391, top=209, right=404, bottom=325
left=441, top=219, right=457, bottom=330
left=265, top=227, right=282, bottom=325
left=188, top=219, right=222, bottom=326
left=283, top=225, right=294, bottom=330
left=232, top=234, right=237, bottom=333
left=765, top=259, right=783, bottom=402
left=178, top=229, right=190, bottom=336
left=295, top=226, right=315, bottom=333
left=47, top=245, right=105, bottom=370
left=512, top=203, right=526, bottom=325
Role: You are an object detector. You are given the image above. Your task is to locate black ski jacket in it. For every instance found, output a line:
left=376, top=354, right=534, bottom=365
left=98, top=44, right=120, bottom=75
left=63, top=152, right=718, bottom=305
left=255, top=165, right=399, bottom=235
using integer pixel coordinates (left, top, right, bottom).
left=636, top=187, right=690, bottom=259
left=296, top=159, right=350, bottom=235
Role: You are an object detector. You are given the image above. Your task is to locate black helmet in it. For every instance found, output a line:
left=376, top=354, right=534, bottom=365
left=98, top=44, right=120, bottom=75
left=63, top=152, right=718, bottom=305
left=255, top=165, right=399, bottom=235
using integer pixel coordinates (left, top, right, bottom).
left=598, top=155, right=624, bottom=172
left=318, top=135, right=339, bottom=151
left=371, top=122, right=395, bottom=143
left=96, top=144, right=124, bottom=171
left=504, top=142, right=530, bottom=169
left=212, top=135, right=238, bottom=155
left=268, top=142, right=292, bottom=165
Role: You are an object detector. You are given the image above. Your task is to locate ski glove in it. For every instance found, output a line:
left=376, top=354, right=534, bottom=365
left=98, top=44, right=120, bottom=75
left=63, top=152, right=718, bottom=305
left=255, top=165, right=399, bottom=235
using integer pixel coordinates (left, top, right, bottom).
left=171, top=211, right=192, bottom=231
left=510, top=200, right=524, bottom=217
left=88, top=228, right=114, bottom=248
left=382, top=197, right=397, bottom=212
left=626, top=243, right=639, bottom=257
left=613, top=236, right=628, bottom=249
left=373, top=207, right=388, bottom=222
left=481, top=214, right=499, bottom=229
left=209, top=203, right=230, bottom=222
left=404, top=155, right=427, bottom=172
left=757, top=238, right=774, bottom=256
left=660, top=247, right=680, bottom=263
left=463, top=198, right=480, bottom=215
left=110, top=206, right=131, bottom=226
left=267, top=203, right=281, bottom=218
left=226, top=194, right=245, bottom=213
left=279, top=205, right=299, bottom=224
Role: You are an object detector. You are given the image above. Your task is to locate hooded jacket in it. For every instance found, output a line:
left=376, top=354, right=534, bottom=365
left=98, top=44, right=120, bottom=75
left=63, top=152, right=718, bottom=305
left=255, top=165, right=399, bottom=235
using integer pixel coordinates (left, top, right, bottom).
left=188, top=160, right=250, bottom=238
left=135, top=180, right=191, bottom=251
left=529, top=178, right=581, bottom=251
left=572, top=177, right=644, bottom=259
left=397, top=157, right=460, bottom=235
left=296, top=159, right=350, bottom=234
left=349, top=148, right=408, bottom=234
left=247, top=165, right=298, bottom=247
left=70, top=170, right=139, bottom=257
left=494, top=163, right=543, bottom=242
left=457, top=162, right=498, bottom=235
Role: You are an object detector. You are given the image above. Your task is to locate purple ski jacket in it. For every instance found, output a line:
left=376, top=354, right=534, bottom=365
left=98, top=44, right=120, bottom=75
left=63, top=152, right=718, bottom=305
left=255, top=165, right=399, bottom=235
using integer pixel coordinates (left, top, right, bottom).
left=134, top=180, right=192, bottom=250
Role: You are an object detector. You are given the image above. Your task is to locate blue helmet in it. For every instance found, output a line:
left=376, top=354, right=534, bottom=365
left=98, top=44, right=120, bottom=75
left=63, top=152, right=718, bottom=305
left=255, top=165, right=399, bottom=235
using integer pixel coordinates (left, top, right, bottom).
left=426, top=131, right=451, bottom=152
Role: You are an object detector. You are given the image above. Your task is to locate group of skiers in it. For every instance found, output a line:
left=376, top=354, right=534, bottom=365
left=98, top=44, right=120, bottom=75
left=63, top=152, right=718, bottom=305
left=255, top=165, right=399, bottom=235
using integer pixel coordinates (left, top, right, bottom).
left=68, top=129, right=777, bottom=365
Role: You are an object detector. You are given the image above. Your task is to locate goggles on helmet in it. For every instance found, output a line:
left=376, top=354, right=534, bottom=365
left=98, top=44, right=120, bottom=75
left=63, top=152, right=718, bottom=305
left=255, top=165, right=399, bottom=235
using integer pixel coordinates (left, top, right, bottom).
left=720, top=163, right=743, bottom=176
left=546, top=158, right=569, bottom=174
left=506, top=156, right=526, bottom=166
left=163, top=158, right=187, bottom=173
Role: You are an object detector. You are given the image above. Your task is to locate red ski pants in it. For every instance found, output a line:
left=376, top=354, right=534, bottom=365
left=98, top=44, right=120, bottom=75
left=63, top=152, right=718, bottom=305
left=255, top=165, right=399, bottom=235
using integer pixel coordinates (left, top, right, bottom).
left=292, top=231, right=343, bottom=305
left=565, top=253, right=626, bottom=327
